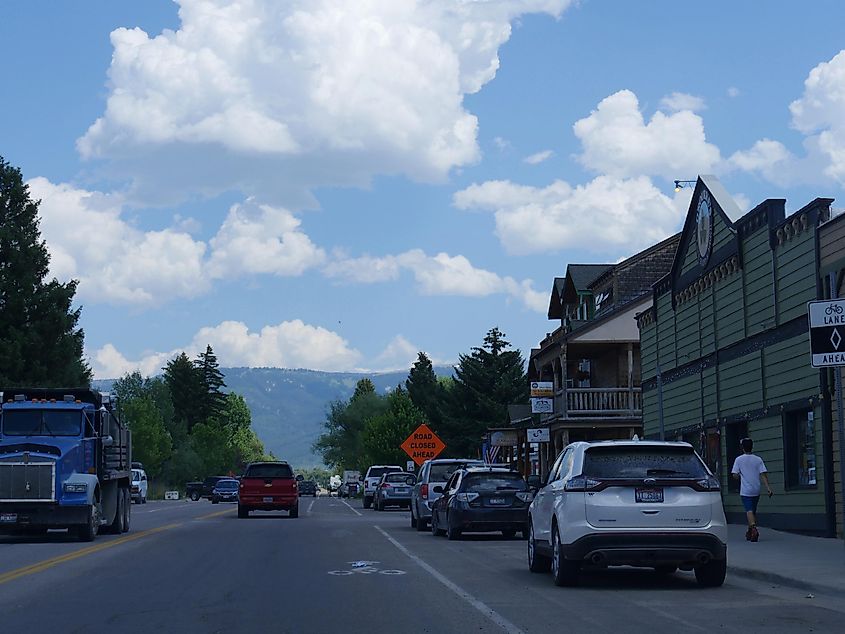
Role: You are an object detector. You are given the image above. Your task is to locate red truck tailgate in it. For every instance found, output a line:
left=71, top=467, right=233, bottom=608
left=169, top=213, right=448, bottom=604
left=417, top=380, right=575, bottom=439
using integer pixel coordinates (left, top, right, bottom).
left=239, top=463, right=298, bottom=509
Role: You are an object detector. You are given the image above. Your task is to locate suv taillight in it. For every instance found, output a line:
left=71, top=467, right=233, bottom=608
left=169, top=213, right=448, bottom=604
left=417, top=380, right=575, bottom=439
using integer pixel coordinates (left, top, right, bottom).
left=421, top=484, right=429, bottom=499
left=693, top=475, right=721, bottom=491
left=564, top=475, right=603, bottom=492
left=380, top=483, right=391, bottom=489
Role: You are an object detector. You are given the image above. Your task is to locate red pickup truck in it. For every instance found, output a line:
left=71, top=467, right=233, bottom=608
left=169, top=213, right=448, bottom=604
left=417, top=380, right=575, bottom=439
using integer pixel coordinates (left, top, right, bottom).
left=238, top=461, right=303, bottom=518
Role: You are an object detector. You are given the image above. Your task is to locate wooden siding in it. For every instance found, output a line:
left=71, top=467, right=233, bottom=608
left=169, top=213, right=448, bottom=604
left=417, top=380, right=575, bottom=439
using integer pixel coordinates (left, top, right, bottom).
left=640, top=323, right=657, bottom=379
left=662, top=375, right=701, bottom=430
left=742, top=228, right=775, bottom=336
left=775, top=229, right=817, bottom=322
left=819, top=215, right=845, bottom=273
left=698, top=287, right=717, bottom=356
left=714, top=275, right=745, bottom=347
left=702, top=367, right=718, bottom=422
left=674, top=294, right=701, bottom=364
left=656, top=294, right=676, bottom=367
left=763, top=336, right=817, bottom=404
left=718, top=352, right=763, bottom=416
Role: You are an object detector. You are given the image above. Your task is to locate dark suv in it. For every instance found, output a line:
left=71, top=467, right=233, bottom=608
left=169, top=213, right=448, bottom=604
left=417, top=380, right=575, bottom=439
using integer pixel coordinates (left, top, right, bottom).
left=298, top=480, right=318, bottom=497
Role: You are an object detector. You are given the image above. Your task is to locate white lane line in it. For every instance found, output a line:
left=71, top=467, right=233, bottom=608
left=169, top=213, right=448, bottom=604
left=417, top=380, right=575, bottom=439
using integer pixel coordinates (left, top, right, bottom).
left=307, top=499, right=316, bottom=516
left=340, top=499, right=362, bottom=516
left=374, top=525, right=524, bottom=634
left=138, top=503, right=194, bottom=513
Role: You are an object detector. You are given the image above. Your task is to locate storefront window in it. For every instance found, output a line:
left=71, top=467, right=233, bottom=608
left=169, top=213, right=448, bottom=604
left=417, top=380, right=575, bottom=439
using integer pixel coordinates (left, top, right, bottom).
left=784, top=409, right=817, bottom=488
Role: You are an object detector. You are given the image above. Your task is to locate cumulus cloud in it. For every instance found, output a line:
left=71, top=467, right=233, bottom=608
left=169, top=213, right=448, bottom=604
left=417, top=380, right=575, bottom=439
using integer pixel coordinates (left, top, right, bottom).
left=77, top=0, right=572, bottom=204
left=90, top=319, right=363, bottom=377
left=454, top=175, right=683, bottom=256
left=30, top=178, right=324, bottom=306
left=324, top=248, right=546, bottom=312
left=728, top=139, right=795, bottom=183
left=573, top=90, right=721, bottom=178
left=727, top=86, right=740, bottom=98
left=789, top=49, right=845, bottom=185
left=660, top=92, right=706, bottom=112
left=373, top=335, right=423, bottom=371
left=523, top=149, right=554, bottom=165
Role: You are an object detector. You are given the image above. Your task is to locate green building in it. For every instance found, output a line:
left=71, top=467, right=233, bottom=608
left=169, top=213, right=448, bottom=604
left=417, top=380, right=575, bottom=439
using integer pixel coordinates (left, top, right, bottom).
left=637, top=175, right=843, bottom=536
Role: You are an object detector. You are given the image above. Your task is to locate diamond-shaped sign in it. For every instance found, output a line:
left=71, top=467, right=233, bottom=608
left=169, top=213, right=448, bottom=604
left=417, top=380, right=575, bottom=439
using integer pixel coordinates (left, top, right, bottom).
left=831, top=328, right=842, bottom=351
left=401, top=423, right=446, bottom=466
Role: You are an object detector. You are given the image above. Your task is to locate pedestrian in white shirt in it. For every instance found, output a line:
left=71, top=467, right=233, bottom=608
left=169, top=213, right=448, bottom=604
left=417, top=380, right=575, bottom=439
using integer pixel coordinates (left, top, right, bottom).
left=731, top=437, right=773, bottom=542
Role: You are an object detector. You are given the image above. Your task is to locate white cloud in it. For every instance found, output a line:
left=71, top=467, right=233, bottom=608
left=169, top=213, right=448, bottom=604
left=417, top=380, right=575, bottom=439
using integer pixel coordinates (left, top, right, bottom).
left=373, top=335, right=422, bottom=371
left=660, top=92, right=706, bottom=112
left=727, top=86, right=740, bottom=98
left=454, top=175, right=683, bottom=256
left=728, top=139, right=794, bottom=183
left=208, top=199, right=326, bottom=278
left=324, top=248, right=545, bottom=312
left=493, top=136, right=511, bottom=151
left=90, top=319, right=363, bottom=378
left=573, top=89, right=721, bottom=178
left=30, top=177, right=209, bottom=306
left=523, top=149, right=554, bottom=165
left=789, top=49, right=845, bottom=184
left=77, top=0, right=573, bottom=204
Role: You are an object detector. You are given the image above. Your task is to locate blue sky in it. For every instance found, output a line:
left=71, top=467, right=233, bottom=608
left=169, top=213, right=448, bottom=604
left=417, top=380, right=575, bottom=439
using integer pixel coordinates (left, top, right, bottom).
left=2, top=0, right=845, bottom=378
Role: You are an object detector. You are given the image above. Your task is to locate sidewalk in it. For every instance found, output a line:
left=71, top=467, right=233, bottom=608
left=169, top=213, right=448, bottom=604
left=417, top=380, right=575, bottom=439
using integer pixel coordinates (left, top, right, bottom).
left=726, top=523, right=845, bottom=595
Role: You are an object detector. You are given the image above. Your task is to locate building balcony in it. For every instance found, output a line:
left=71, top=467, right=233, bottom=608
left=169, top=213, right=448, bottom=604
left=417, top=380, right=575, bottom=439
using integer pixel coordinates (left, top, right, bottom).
left=541, top=387, right=642, bottom=421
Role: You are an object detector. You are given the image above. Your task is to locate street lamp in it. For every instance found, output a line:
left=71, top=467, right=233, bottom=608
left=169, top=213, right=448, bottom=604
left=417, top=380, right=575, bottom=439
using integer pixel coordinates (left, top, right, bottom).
left=674, top=179, right=696, bottom=192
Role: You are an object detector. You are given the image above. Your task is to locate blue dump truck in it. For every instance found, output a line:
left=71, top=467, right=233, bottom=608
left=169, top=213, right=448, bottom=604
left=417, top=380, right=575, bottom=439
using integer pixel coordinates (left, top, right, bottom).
left=0, top=388, right=132, bottom=541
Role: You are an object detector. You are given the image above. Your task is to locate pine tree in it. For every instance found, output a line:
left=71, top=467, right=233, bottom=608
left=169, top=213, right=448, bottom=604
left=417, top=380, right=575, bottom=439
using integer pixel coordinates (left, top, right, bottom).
left=163, top=352, right=204, bottom=433
left=0, top=156, right=91, bottom=386
left=405, top=352, right=444, bottom=429
left=442, top=327, right=528, bottom=457
left=194, top=345, right=227, bottom=425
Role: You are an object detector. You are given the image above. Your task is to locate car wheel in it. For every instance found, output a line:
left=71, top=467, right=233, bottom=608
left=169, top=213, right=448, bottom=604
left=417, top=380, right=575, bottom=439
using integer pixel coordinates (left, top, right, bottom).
left=237, top=505, right=249, bottom=518
left=446, top=517, right=462, bottom=541
left=363, top=496, right=372, bottom=509
left=551, top=524, right=579, bottom=587
left=502, top=529, right=517, bottom=539
left=528, top=521, right=552, bottom=573
left=212, top=498, right=219, bottom=504
left=289, top=504, right=299, bottom=518
left=377, top=498, right=385, bottom=512
left=431, top=511, right=445, bottom=537
left=410, top=506, right=417, bottom=528
left=694, top=558, right=726, bottom=587
left=142, top=495, right=147, bottom=504
left=190, top=491, right=200, bottom=502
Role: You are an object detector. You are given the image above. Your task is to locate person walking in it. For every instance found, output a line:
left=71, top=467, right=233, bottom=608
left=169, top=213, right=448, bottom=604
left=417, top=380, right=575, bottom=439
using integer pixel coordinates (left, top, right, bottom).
left=731, top=437, right=773, bottom=542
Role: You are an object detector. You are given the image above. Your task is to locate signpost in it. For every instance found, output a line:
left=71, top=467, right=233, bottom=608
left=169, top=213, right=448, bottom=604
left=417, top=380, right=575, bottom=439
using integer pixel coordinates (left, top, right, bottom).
left=530, top=381, right=554, bottom=415
left=401, top=423, right=446, bottom=467
left=527, top=428, right=550, bottom=443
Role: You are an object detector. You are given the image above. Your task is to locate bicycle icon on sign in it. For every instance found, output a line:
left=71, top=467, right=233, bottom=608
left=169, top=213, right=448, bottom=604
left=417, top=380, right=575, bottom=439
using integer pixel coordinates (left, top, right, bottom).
left=825, top=304, right=843, bottom=316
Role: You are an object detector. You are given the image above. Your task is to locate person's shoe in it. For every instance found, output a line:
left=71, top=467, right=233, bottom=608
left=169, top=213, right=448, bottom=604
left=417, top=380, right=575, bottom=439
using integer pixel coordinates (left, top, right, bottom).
left=745, top=527, right=752, bottom=541
left=749, top=526, right=759, bottom=542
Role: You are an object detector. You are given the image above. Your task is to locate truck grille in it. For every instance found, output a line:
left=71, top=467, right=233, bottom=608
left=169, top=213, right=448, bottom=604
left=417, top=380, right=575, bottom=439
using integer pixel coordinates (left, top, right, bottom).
left=0, top=462, right=56, bottom=501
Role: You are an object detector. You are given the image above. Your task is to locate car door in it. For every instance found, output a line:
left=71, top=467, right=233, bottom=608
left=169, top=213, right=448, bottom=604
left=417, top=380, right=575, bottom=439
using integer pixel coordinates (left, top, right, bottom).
left=533, top=449, right=567, bottom=543
left=443, top=471, right=463, bottom=523
left=436, top=472, right=460, bottom=525
left=542, top=448, right=574, bottom=542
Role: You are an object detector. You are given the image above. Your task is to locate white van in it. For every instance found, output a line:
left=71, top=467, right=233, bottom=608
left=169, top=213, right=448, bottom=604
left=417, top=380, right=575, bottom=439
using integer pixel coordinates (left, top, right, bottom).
left=131, top=468, right=148, bottom=504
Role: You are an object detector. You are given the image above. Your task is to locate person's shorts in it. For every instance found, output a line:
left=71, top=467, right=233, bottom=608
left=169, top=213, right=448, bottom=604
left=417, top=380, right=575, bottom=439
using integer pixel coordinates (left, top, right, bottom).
left=741, top=495, right=760, bottom=513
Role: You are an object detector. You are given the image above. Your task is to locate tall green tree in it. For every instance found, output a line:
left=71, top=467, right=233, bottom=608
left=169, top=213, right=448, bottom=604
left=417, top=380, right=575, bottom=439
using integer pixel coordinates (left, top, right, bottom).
left=194, top=345, right=227, bottom=424
left=122, top=396, right=172, bottom=478
left=360, top=388, right=425, bottom=469
left=0, top=156, right=91, bottom=386
left=163, top=352, right=204, bottom=432
left=405, top=352, right=445, bottom=430
left=442, top=327, right=528, bottom=457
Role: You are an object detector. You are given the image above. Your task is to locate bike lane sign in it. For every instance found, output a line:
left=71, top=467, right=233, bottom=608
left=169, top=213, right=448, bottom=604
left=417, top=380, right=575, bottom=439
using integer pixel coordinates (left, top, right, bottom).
left=808, top=299, right=845, bottom=367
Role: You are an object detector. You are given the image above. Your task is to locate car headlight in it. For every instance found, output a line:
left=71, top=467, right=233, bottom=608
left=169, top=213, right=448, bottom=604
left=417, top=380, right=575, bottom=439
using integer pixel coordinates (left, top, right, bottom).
left=63, top=483, right=88, bottom=494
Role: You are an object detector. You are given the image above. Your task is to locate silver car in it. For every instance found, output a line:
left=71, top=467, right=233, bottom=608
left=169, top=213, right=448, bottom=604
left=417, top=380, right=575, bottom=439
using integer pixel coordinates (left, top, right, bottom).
left=373, top=472, right=416, bottom=511
left=410, top=458, right=484, bottom=530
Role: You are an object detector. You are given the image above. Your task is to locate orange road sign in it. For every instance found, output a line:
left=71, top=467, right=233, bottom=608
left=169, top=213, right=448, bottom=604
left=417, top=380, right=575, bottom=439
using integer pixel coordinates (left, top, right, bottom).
left=401, top=423, right=446, bottom=466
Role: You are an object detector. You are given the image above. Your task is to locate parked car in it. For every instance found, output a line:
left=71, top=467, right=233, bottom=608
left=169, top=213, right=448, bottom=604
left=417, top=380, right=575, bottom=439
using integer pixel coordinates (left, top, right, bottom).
left=211, top=478, right=240, bottom=504
left=298, top=480, right=318, bottom=497
left=186, top=476, right=231, bottom=501
left=362, top=465, right=403, bottom=509
left=238, top=461, right=303, bottom=518
left=373, top=472, right=416, bottom=511
left=411, top=458, right=484, bottom=530
left=131, top=468, right=148, bottom=504
left=526, top=440, right=728, bottom=587
left=430, top=466, right=531, bottom=540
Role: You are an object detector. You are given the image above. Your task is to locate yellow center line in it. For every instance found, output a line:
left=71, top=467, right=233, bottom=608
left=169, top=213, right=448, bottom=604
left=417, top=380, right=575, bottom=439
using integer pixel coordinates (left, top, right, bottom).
left=0, top=508, right=232, bottom=586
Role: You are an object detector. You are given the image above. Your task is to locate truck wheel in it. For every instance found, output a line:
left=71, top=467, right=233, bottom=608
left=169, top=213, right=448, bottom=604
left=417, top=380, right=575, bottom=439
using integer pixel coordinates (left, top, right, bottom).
left=122, top=490, right=131, bottom=533
left=190, top=491, right=200, bottom=501
left=78, top=505, right=98, bottom=542
left=289, top=504, right=299, bottom=518
left=363, top=496, right=372, bottom=509
left=238, top=505, right=249, bottom=518
left=107, top=490, right=126, bottom=534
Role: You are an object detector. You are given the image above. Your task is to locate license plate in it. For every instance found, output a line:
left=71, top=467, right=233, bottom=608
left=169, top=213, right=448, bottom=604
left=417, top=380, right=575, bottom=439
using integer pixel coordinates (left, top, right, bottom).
left=395, top=487, right=407, bottom=493
left=635, top=488, right=664, bottom=503
left=263, top=496, right=274, bottom=503
left=488, top=498, right=506, bottom=505
left=0, top=513, right=17, bottom=523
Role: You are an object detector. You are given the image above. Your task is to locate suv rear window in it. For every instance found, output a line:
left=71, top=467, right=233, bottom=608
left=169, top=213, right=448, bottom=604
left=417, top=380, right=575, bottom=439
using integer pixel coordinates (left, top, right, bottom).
left=462, top=473, right=527, bottom=492
left=367, top=467, right=400, bottom=478
left=429, top=462, right=481, bottom=482
left=384, top=473, right=411, bottom=483
left=245, top=463, right=293, bottom=478
left=583, top=446, right=708, bottom=479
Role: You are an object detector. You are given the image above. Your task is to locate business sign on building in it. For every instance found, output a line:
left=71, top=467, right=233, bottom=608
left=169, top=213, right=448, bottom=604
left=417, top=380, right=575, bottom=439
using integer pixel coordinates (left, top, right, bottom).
left=808, top=299, right=845, bottom=367
left=530, top=381, right=554, bottom=398
left=527, top=428, right=550, bottom=443
left=530, top=397, right=553, bottom=414
left=490, top=430, right=518, bottom=447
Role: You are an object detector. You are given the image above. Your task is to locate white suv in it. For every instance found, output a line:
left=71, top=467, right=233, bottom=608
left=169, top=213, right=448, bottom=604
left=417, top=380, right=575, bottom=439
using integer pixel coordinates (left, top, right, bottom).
left=363, top=465, right=402, bottom=509
left=131, top=468, right=148, bottom=504
left=527, top=440, right=727, bottom=587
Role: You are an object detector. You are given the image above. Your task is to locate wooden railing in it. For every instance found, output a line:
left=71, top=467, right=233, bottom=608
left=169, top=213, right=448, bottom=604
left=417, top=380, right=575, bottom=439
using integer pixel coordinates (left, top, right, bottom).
left=548, top=387, right=642, bottom=419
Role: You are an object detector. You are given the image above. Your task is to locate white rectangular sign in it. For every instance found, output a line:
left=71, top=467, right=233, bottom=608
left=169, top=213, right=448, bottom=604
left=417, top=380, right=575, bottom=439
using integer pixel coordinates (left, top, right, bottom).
left=406, top=460, right=416, bottom=472
left=808, top=299, right=845, bottom=367
left=530, top=381, right=554, bottom=398
left=530, top=397, right=553, bottom=414
left=164, top=491, right=179, bottom=500
left=527, top=428, right=550, bottom=443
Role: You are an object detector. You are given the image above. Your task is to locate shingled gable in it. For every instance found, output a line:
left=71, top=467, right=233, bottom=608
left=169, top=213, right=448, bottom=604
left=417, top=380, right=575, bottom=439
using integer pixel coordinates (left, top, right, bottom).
left=547, top=265, right=612, bottom=319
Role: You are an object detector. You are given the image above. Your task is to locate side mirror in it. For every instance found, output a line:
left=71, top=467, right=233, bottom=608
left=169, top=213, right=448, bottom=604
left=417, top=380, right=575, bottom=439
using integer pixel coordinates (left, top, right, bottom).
left=101, top=435, right=114, bottom=447
left=296, top=474, right=304, bottom=481
left=433, top=485, right=444, bottom=494
left=405, top=475, right=416, bottom=486
left=526, top=475, right=542, bottom=490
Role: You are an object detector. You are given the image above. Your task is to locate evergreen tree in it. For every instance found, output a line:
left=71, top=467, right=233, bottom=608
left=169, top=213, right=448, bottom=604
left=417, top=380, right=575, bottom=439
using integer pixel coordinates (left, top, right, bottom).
left=405, top=352, right=445, bottom=430
left=0, top=156, right=91, bottom=386
left=360, top=388, right=425, bottom=469
left=194, top=344, right=227, bottom=425
left=353, top=377, right=376, bottom=400
left=314, top=379, right=387, bottom=469
left=163, top=352, right=204, bottom=432
left=442, top=327, right=528, bottom=457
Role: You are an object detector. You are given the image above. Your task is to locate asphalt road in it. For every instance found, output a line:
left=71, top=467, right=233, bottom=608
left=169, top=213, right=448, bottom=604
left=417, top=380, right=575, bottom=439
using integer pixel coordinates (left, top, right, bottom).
left=1, top=497, right=843, bottom=633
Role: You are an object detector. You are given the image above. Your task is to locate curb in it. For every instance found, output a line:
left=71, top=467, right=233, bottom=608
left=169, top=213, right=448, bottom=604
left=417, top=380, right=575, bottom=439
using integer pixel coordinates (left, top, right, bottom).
left=728, top=564, right=842, bottom=596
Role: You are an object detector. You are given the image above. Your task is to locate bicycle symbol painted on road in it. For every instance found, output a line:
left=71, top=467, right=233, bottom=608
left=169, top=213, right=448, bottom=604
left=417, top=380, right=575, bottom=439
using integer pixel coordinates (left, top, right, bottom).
left=327, top=561, right=407, bottom=576
left=825, top=303, right=843, bottom=316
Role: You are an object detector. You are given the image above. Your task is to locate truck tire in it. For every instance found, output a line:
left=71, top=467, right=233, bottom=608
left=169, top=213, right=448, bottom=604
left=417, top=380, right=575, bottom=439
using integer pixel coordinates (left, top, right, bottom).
left=190, top=491, right=200, bottom=501
left=238, top=505, right=249, bottom=518
left=106, top=489, right=126, bottom=534
left=78, top=505, right=98, bottom=542
left=289, top=504, right=299, bottom=518
left=122, top=489, right=131, bottom=533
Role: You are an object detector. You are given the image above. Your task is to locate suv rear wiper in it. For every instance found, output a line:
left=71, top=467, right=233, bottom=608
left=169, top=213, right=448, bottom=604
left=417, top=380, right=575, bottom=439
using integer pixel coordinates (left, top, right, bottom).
left=645, top=469, right=693, bottom=477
